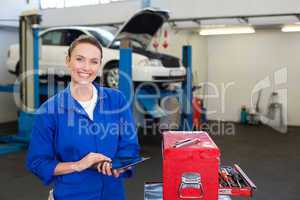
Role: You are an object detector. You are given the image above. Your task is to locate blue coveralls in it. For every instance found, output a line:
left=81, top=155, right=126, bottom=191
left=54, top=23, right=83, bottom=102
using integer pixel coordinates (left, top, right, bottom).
left=26, top=83, right=140, bottom=200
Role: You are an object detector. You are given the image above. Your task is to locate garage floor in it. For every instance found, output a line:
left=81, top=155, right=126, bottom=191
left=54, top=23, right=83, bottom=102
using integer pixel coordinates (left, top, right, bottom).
left=0, top=122, right=299, bottom=200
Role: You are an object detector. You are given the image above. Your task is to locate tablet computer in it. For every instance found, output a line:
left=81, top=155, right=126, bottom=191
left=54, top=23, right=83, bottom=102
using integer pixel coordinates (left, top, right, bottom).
left=111, top=157, right=150, bottom=170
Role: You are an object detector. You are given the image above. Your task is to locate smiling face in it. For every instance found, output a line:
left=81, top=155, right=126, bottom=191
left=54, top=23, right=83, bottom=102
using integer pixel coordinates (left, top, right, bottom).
left=66, top=43, right=102, bottom=85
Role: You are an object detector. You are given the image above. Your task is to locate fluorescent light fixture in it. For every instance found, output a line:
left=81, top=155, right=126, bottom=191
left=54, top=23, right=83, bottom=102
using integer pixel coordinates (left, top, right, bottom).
left=199, top=25, right=255, bottom=35
left=281, top=24, right=300, bottom=32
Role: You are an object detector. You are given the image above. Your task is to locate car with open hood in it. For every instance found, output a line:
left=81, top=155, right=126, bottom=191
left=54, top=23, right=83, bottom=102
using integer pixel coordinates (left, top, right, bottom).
left=6, top=8, right=186, bottom=88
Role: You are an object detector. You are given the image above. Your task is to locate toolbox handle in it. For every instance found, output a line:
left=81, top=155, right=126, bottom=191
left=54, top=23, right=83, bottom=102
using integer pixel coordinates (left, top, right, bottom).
left=179, top=193, right=204, bottom=199
left=178, top=184, right=204, bottom=199
left=178, top=172, right=204, bottom=199
left=173, top=138, right=200, bottom=148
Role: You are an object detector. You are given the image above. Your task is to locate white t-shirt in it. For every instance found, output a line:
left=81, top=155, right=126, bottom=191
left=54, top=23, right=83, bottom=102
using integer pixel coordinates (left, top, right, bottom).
left=77, top=85, right=98, bottom=120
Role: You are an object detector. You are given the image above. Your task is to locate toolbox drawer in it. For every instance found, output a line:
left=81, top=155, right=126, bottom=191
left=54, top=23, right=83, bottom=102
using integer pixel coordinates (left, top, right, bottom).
left=144, top=164, right=256, bottom=200
left=144, top=182, right=232, bottom=200
left=219, top=164, right=257, bottom=198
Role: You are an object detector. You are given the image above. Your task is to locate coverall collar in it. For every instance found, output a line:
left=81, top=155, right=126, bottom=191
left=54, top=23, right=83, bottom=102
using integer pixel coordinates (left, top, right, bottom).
left=59, top=82, right=107, bottom=111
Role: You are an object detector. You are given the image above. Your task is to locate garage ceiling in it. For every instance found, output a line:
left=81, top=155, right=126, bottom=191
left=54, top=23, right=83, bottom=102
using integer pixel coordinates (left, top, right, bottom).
left=169, top=13, right=300, bottom=29
left=1, top=12, right=300, bottom=30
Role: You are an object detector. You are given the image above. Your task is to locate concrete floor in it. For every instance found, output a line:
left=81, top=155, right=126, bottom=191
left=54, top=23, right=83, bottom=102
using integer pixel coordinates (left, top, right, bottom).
left=0, top=122, right=299, bottom=200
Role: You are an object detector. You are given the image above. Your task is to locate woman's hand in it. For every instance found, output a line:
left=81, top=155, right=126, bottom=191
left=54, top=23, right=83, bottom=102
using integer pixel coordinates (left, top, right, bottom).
left=74, top=153, right=111, bottom=172
left=96, top=162, right=131, bottom=178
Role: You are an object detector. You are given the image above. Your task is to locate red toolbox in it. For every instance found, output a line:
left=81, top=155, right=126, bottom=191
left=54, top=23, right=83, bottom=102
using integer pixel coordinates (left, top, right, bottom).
left=162, top=131, right=220, bottom=200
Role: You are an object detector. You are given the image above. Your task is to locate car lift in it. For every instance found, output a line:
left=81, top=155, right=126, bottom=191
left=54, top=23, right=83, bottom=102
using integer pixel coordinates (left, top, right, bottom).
left=118, top=44, right=193, bottom=131
left=0, top=10, right=194, bottom=155
left=0, top=11, right=194, bottom=155
left=0, top=10, right=41, bottom=154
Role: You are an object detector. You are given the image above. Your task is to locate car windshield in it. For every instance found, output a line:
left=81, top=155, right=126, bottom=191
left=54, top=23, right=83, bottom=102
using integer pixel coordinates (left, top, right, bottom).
left=88, top=29, right=114, bottom=47
left=88, top=29, right=146, bottom=49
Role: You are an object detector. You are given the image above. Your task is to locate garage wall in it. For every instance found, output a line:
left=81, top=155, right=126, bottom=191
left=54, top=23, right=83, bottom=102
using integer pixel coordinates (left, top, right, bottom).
left=153, top=28, right=208, bottom=88
left=0, top=0, right=39, bottom=26
left=0, top=30, right=19, bottom=123
left=205, top=30, right=300, bottom=126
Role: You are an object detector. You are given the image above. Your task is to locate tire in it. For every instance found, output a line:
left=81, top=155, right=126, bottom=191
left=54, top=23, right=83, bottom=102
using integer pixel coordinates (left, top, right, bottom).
left=103, top=62, right=119, bottom=88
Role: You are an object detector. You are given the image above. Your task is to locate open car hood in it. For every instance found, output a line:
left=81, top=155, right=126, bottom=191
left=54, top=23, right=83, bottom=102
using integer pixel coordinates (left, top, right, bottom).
left=108, top=8, right=169, bottom=48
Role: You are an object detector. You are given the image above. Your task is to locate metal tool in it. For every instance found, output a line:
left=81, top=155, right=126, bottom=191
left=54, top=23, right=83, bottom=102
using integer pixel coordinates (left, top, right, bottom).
left=221, top=167, right=242, bottom=188
left=227, top=168, right=242, bottom=188
left=232, top=172, right=242, bottom=188
left=220, top=169, right=231, bottom=187
left=173, top=138, right=200, bottom=148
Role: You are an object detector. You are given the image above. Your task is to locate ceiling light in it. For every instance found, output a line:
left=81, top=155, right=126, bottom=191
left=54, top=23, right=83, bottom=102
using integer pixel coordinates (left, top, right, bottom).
left=199, top=25, right=255, bottom=35
left=281, top=24, right=300, bottom=32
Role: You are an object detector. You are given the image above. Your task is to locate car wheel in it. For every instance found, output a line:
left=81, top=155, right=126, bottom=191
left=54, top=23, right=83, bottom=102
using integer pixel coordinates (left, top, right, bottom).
left=103, top=62, right=119, bottom=88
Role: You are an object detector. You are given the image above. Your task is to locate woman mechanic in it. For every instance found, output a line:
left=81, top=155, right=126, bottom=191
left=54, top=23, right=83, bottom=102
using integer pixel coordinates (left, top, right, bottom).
left=26, top=35, right=140, bottom=200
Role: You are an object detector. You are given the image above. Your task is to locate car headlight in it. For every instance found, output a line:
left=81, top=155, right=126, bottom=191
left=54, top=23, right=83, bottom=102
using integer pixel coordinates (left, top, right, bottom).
left=138, top=59, right=163, bottom=67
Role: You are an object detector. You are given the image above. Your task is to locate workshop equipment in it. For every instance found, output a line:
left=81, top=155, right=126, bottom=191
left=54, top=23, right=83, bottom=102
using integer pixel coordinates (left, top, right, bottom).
left=144, top=165, right=256, bottom=200
left=240, top=105, right=248, bottom=124
left=192, top=86, right=202, bottom=130
left=265, top=92, right=286, bottom=132
left=158, top=131, right=256, bottom=200
left=144, top=182, right=232, bottom=200
left=248, top=89, right=262, bottom=125
left=162, top=131, right=220, bottom=200
left=0, top=10, right=41, bottom=154
left=192, top=96, right=208, bottom=130
left=180, top=46, right=193, bottom=131
left=192, top=85, right=208, bottom=130
left=120, top=45, right=193, bottom=130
